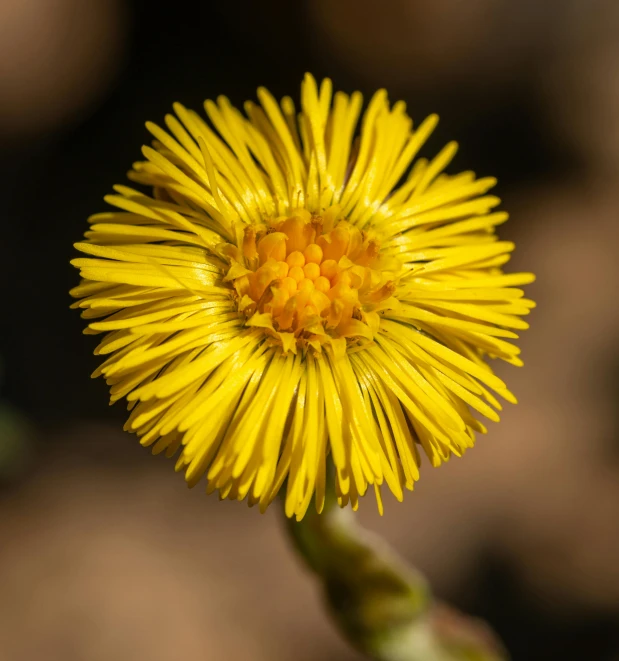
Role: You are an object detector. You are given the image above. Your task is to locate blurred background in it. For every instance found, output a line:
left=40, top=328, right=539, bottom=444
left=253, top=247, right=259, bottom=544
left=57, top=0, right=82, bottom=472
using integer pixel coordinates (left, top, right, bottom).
left=1, top=0, right=619, bottom=659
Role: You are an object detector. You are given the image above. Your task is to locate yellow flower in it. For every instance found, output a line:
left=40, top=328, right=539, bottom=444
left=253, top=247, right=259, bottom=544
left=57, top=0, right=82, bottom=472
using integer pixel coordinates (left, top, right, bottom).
left=71, top=74, right=535, bottom=520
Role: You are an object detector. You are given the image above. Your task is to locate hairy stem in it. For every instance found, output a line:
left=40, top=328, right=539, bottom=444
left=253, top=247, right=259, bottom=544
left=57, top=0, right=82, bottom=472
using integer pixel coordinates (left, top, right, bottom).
left=283, top=472, right=508, bottom=661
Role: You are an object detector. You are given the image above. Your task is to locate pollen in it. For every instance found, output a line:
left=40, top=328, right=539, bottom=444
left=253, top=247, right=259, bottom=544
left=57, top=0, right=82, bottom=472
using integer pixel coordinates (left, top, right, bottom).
left=223, top=207, right=400, bottom=353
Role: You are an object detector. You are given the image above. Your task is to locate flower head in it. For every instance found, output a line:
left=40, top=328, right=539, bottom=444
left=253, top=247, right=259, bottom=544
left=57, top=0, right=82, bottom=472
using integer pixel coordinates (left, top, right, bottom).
left=71, top=74, right=535, bottom=519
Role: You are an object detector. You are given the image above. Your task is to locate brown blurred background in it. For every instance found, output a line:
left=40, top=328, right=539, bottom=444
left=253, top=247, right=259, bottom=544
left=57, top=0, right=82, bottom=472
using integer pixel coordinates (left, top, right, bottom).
left=1, top=1, right=619, bottom=659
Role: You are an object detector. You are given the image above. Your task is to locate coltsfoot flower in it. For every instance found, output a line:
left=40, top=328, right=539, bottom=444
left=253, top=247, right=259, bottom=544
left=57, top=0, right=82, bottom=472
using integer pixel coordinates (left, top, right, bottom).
left=71, top=74, right=535, bottom=519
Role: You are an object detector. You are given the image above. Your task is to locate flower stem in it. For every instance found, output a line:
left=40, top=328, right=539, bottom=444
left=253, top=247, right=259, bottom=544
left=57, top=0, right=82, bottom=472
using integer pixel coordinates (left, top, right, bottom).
left=283, top=469, right=508, bottom=661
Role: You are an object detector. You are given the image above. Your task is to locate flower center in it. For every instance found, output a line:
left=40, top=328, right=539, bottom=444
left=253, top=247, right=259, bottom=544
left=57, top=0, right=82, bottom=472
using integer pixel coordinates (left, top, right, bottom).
left=221, top=207, right=401, bottom=354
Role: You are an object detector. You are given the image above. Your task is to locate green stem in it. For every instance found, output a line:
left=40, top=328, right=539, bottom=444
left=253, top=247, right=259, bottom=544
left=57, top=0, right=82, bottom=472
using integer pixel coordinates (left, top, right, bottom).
left=283, top=469, right=508, bottom=661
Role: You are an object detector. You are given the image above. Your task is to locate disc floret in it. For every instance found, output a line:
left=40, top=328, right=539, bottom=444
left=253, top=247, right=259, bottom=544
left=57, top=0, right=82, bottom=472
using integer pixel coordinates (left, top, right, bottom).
left=221, top=206, right=401, bottom=355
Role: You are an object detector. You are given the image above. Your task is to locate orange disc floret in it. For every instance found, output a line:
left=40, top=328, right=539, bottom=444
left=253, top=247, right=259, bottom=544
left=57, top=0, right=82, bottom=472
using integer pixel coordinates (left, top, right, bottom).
left=220, top=207, right=401, bottom=353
